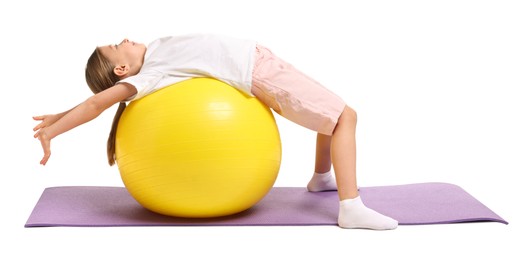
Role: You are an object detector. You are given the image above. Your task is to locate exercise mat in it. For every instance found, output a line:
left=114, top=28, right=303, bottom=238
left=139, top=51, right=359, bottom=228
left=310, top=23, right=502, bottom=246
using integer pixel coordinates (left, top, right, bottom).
left=25, top=182, right=507, bottom=227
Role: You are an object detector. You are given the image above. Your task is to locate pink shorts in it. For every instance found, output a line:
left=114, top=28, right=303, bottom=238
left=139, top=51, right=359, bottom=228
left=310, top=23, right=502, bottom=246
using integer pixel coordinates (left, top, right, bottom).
left=251, top=45, right=346, bottom=135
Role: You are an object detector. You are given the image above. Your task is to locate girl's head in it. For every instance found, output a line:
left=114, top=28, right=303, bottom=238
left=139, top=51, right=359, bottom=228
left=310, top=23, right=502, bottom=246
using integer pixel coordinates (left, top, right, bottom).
left=85, top=39, right=146, bottom=94
left=85, top=48, right=121, bottom=94
left=84, top=39, right=146, bottom=166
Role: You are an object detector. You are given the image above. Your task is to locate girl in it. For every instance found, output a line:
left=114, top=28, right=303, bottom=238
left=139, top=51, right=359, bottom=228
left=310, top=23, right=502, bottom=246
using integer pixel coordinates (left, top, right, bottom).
left=33, top=34, right=398, bottom=230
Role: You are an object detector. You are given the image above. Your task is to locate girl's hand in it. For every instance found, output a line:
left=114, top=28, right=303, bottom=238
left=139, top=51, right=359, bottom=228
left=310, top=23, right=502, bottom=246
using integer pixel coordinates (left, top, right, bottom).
left=32, top=114, right=62, bottom=132
left=34, top=128, right=52, bottom=165
left=33, top=115, right=57, bottom=165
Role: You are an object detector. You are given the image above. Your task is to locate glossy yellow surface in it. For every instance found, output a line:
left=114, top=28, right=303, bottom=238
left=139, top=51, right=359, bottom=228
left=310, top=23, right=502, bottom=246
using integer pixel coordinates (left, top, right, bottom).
left=116, top=78, right=281, bottom=217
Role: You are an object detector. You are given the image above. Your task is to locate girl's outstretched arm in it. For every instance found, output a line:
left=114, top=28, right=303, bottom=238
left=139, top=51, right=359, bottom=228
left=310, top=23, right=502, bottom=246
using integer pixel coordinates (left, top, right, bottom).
left=33, top=83, right=137, bottom=165
left=33, top=107, right=76, bottom=132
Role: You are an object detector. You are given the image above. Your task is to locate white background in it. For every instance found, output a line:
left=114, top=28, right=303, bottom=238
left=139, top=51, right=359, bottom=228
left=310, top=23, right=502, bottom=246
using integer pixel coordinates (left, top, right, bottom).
left=1, top=0, right=530, bottom=259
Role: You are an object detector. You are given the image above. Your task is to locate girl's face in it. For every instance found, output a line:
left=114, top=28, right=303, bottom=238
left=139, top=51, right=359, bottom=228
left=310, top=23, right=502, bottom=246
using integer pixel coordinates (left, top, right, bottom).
left=98, top=38, right=146, bottom=71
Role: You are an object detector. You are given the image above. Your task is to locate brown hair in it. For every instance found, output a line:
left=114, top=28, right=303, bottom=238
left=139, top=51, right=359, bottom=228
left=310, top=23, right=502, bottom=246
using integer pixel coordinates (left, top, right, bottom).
left=85, top=48, right=126, bottom=166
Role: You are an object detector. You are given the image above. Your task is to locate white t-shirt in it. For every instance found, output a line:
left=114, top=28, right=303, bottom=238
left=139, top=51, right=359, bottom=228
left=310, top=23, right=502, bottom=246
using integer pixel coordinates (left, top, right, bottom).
left=120, top=34, right=257, bottom=101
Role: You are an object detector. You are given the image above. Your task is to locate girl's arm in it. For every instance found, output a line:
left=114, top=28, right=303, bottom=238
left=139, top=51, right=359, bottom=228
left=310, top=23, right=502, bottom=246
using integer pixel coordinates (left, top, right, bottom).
left=34, top=83, right=137, bottom=165
left=33, top=107, right=77, bottom=132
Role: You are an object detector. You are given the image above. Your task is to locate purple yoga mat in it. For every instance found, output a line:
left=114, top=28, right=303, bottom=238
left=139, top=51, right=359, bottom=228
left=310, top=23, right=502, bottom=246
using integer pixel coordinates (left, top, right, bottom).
left=25, top=182, right=507, bottom=227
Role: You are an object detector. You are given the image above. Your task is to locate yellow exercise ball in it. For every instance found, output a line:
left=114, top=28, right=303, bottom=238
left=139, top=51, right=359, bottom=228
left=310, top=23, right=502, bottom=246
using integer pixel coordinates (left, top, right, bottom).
left=115, top=78, right=282, bottom=218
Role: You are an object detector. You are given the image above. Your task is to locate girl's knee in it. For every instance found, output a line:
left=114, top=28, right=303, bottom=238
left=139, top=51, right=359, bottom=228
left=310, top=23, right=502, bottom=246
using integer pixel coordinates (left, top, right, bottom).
left=339, top=106, right=357, bottom=125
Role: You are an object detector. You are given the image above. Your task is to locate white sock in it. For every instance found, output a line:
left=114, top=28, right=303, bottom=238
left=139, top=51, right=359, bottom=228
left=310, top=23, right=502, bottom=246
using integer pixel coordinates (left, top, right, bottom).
left=338, top=196, right=398, bottom=230
left=307, top=171, right=337, bottom=192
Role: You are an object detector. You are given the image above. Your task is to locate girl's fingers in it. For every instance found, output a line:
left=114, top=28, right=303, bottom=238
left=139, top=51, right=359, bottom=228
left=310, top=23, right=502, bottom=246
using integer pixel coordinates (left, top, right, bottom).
left=33, top=123, right=43, bottom=132
left=37, top=132, right=51, bottom=165
left=33, top=116, right=45, bottom=131
left=40, top=153, right=50, bottom=165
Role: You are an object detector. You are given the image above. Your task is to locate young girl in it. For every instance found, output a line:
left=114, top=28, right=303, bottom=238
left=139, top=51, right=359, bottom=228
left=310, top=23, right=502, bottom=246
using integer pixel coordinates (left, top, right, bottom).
left=33, top=33, right=398, bottom=230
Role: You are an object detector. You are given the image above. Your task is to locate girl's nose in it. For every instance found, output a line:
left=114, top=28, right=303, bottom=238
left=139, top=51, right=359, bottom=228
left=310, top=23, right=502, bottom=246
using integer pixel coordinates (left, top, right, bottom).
left=121, top=38, right=129, bottom=44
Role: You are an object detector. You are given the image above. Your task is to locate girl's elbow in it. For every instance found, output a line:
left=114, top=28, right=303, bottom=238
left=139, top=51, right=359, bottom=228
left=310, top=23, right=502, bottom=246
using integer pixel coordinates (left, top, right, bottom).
left=85, top=96, right=109, bottom=113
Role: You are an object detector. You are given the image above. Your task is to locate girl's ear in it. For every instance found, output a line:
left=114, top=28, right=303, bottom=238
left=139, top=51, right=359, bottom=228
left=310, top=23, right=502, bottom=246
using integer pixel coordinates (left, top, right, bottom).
left=113, top=65, right=130, bottom=78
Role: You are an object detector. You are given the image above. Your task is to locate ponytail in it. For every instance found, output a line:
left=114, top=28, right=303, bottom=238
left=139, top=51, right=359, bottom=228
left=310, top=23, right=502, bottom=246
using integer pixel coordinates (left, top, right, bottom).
left=107, top=102, right=127, bottom=166
left=85, top=47, right=124, bottom=166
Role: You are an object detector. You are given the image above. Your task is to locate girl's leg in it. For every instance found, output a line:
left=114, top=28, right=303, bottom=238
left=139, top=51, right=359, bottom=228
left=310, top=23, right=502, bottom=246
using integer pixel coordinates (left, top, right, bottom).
left=307, top=134, right=337, bottom=192
left=332, top=106, right=398, bottom=229
left=304, top=106, right=358, bottom=198
left=314, top=133, right=332, bottom=174
left=330, top=106, right=359, bottom=199
left=251, top=45, right=396, bottom=229
left=308, top=106, right=396, bottom=229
